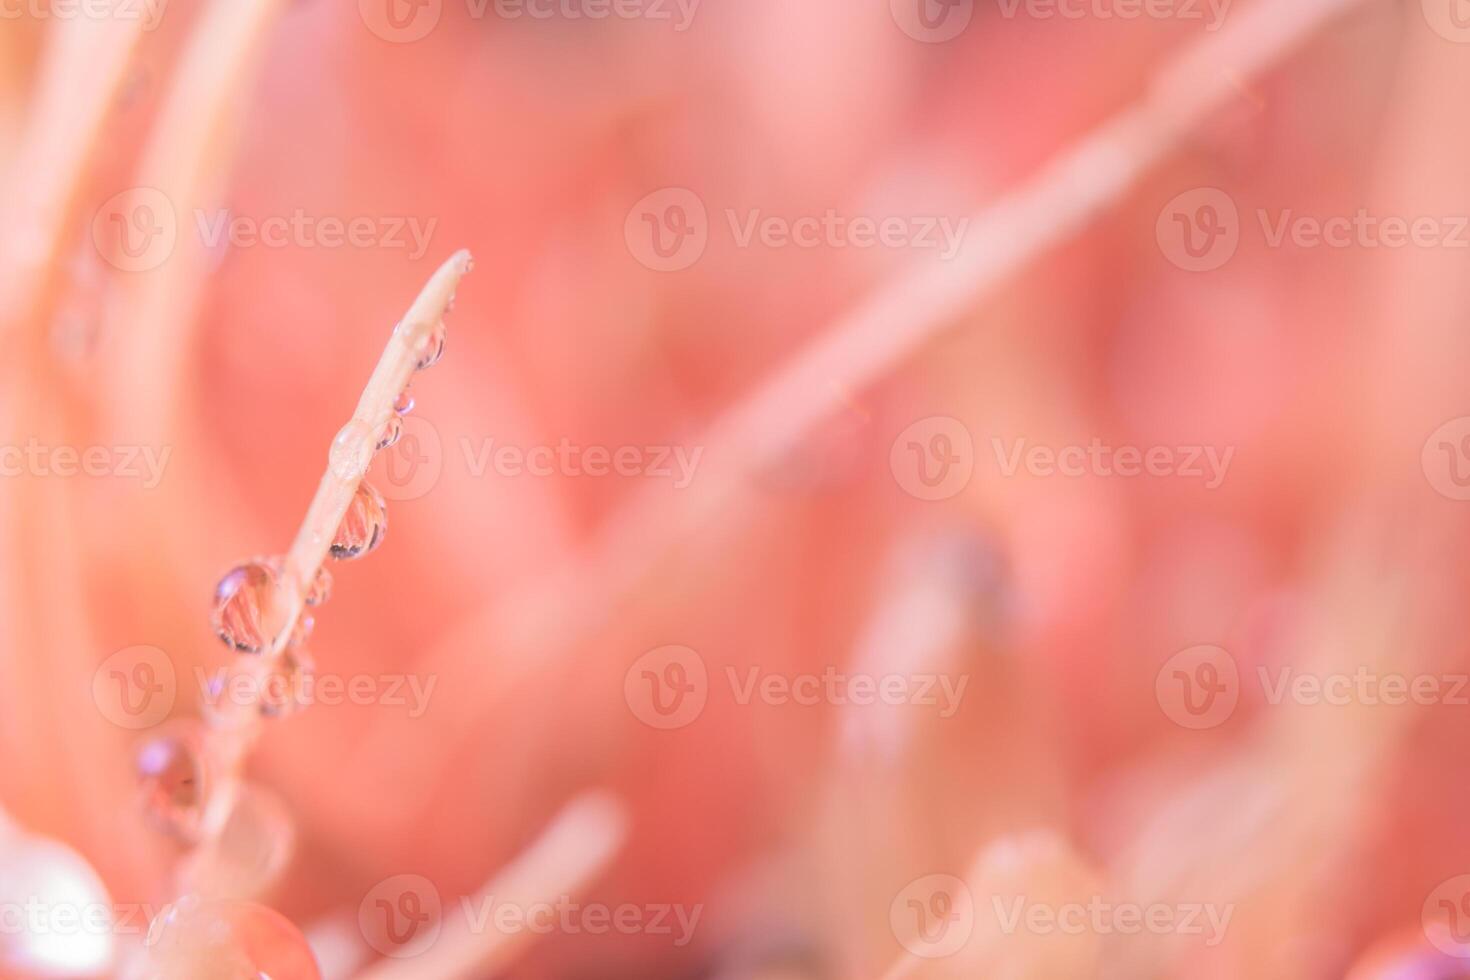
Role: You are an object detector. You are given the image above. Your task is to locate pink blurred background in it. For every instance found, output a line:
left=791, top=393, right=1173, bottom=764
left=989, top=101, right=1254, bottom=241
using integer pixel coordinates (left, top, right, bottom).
left=5, top=0, right=1470, bottom=976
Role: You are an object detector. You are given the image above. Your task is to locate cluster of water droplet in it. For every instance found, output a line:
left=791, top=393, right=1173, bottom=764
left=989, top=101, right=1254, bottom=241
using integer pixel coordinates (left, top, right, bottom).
left=135, top=316, right=449, bottom=862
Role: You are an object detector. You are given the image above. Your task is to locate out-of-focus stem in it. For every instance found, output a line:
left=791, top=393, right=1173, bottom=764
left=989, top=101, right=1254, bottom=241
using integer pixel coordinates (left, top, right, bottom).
left=352, top=792, right=629, bottom=980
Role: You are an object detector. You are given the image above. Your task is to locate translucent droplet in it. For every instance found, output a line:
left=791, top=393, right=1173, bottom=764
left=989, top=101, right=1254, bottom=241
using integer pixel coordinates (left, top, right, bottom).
left=330, top=482, right=387, bottom=560
left=0, top=834, right=114, bottom=976
left=177, top=785, right=294, bottom=901
left=393, top=387, right=415, bottom=416
left=259, top=647, right=315, bottom=719
left=212, top=560, right=281, bottom=654
left=146, top=897, right=322, bottom=980
left=376, top=414, right=402, bottom=450
left=136, top=721, right=211, bottom=841
left=329, top=419, right=374, bottom=481
left=413, top=320, right=446, bottom=370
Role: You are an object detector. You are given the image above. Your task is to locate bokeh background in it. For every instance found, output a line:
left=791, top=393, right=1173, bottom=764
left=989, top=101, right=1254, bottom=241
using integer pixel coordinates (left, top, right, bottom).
left=4, top=0, right=1470, bottom=976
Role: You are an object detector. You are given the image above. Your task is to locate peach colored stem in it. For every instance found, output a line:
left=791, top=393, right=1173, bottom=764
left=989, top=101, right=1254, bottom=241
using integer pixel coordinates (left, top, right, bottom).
left=182, top=251, right=471, bottom=877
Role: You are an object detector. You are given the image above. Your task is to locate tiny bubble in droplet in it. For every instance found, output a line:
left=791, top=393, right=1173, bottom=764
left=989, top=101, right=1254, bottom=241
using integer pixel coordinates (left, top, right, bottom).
left=393, top=387, right=415, bottom=416
left=330, top=420, right=374, bottom=481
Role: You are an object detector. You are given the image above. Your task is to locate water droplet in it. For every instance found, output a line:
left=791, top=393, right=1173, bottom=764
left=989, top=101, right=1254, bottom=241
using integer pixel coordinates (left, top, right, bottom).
left=330, top=419, right=374, bottom=481
left=135, top=721, right=211, bottom=841
left=259, top=647, right=314, bottom=719
left=393, top=387, right=415, bottom=416
left=0, top=835, right=114, bottom=976
left=413, top=320, right=446, bottom=370
left=177, top=785, right=295, bottom=902
left=211, top=561, right=281, bottom=654
left=376, top=415, right=402, bottom=450
left=145, top=897, right=322, bottom=979
left=330, top=482, right=387, bottom=560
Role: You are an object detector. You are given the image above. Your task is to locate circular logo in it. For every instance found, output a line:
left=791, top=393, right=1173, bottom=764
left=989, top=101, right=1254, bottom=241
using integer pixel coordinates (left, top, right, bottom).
left=624, top=188, right=708, bottom=272
left=92, top=645, right=176, bottom=729
left=1423, top=875, right=1470, bottom=958
left=890, top=874, right=974, bottom=959
left=359, top=874, right=443, bottom=957
left=890, top=416, right=974, bottom=501
left=1423, top=417, right=1470, bottom=501
left=359, top=0, right=442, bottom=42
left=373, top=414, right=444, bottom=502
left=92, top=187, right=177, bottom=272
left=890, top=0, right=974, bottom=42
left=1422, top=0, right=1470, bottom=43
left=1156, top=188, right=1239, bottom=272
left=1156, top=644, right=1239, bottom=730
left=624, top=645, right=708, bottom=730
